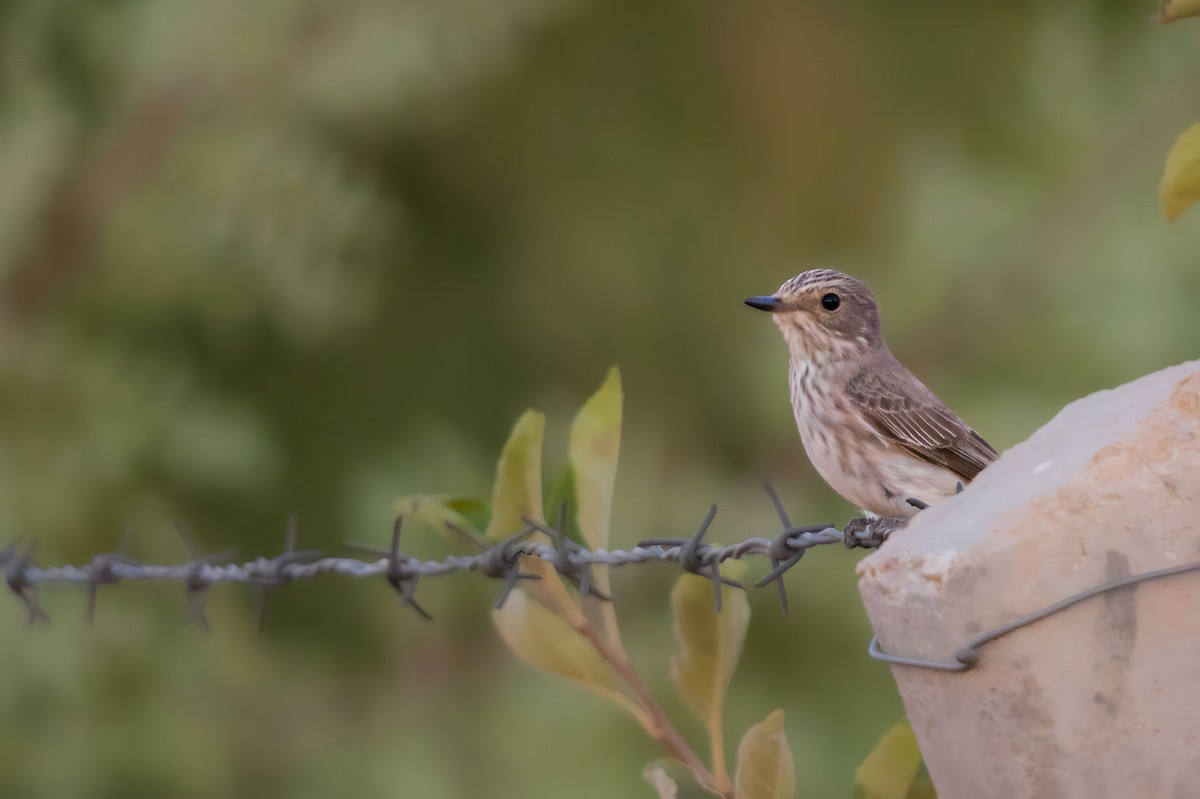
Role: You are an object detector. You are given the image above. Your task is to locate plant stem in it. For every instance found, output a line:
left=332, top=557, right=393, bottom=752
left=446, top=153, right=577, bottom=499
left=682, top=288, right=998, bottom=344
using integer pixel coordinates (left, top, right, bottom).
left=571, top=615, right=734, bottom=799
left=710, top=707, right=730, bottom=792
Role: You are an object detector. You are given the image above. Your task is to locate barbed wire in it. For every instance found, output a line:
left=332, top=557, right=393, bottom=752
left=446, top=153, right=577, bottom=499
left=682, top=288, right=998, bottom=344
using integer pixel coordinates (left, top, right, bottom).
left=7, top=482, right=1192, bottom=676
left=0, top=485, right=893, bottom=629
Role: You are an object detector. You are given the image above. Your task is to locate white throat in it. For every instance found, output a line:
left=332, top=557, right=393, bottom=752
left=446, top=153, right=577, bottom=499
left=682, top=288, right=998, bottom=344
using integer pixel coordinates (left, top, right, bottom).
left=776, top=315, right=857, bottom=371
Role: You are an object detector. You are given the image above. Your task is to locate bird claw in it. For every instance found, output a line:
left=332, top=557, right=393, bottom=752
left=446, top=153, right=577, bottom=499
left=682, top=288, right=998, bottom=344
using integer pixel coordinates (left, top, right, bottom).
left=842, top=515, right=906, bottom=549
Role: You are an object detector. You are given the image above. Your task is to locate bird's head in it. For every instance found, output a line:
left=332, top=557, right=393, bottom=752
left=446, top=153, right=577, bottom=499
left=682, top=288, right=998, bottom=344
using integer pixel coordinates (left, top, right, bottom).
left=745, top=269, right=883, bottom=361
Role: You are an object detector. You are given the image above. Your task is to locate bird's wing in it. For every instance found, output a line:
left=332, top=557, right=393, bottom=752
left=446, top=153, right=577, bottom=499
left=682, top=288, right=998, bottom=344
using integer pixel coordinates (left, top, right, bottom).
left=845, top=368, right=998, bottom=482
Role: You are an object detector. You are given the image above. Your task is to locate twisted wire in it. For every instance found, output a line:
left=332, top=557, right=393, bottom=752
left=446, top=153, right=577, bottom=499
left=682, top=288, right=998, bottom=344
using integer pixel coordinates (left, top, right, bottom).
left=0, top=484, right=866, bottom=627
left=9, top=483, right=1185, bottom=676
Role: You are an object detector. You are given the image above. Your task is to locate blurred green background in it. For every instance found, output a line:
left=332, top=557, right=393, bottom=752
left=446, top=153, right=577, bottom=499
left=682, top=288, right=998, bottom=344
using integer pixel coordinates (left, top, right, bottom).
left=1, top=0, right=1197, bottom=796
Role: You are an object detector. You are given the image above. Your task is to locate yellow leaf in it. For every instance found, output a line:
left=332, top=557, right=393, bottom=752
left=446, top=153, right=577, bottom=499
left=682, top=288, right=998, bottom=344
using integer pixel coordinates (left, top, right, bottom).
left=569, top=366, right=622, bottom=551
left=853, top=722, right=924, bottom=799
left=492, top=589, right=648, bottom=727
left=1160, top=122, right=1200, bottom=221
left=670, top=566, right=749, bottom=790
left=734, top=710, right=796, bottom=799
left=1155, top=0, right=1200, bottom=23
left=568, top=367, right=624, bottom=645
left=482, top=410, right=582, bottom=619
left=670, top=568, right=749, bottom=724
left=485, top=410, right=546, bottom=540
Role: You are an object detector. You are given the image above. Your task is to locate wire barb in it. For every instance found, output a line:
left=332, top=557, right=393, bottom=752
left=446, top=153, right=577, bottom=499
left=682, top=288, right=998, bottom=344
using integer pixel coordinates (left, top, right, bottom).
left=756, top=483, right=842, bottom=611
left=474, top=526, right=541, bottom=609
left=256, top=515, right=324, bottom=632
left=5, top=544, right=50, bottom=626
left=348, top=516, right=433, bottom=621
left=762, top=483, right=792, bottom=614
left=175, top=523, right=237, bottom=632
left=638, top=505, right=744, bottom=612
left=523, top=508, right=611, bottom=602
left=85, top=551, right=139, bottom=625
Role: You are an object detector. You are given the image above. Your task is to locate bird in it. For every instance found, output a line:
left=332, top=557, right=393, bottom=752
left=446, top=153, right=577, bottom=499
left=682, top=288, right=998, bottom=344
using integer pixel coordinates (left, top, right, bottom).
left=745, top=269, right=997, bottom=524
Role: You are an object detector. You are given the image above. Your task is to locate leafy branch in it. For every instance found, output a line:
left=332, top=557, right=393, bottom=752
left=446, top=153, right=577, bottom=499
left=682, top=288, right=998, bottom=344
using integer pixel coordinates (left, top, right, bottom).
left=441, top=367, right=788, bottom=798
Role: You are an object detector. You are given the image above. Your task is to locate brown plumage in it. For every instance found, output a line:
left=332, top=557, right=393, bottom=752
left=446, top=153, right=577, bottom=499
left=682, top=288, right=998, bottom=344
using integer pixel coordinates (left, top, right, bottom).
left=746, top=269, right=998, bottom=518
left=845, top=357, right=997, bottom=483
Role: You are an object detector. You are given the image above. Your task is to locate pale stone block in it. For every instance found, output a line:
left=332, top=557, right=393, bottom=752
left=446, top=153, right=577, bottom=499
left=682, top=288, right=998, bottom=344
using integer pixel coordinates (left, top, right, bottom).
left=858, top=360, right=1200, bottom=799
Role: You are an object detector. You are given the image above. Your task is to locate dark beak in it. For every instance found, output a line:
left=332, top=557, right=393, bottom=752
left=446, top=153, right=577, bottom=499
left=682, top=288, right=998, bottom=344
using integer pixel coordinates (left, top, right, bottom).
left=744, top=295, right=781, bottom=312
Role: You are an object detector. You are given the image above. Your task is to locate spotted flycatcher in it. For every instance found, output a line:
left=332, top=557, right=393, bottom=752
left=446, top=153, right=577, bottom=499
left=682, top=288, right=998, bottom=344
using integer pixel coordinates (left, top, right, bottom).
left=746, top=269, right=997, bottom=521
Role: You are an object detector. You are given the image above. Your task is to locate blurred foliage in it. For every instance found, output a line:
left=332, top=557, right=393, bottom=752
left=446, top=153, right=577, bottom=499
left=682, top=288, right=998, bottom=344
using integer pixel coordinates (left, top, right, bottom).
left=0, top=0, right=1198, bottom=797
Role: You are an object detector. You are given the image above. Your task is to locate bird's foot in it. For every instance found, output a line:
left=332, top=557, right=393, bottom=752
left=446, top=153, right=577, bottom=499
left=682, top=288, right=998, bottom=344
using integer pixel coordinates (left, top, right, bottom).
left=842, top=515, right=907, bottom=549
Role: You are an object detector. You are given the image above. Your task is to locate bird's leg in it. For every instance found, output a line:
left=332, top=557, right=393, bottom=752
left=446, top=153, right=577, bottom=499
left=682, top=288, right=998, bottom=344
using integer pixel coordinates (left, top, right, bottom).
left=842, top=514, right=908, bottom=549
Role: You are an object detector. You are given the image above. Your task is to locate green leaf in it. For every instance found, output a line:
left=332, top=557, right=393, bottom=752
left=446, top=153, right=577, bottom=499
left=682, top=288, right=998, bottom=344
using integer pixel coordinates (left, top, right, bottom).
left=485, top=410, right=546, bottom=541
left=438, top=495, right=490, bottom=532
left=904, top=776, right=937, bottom=799
left=1160, top=122, right=1200, bottom=222
left=492, top=589, right=648, bottom=727
left=670, top=565, right=749, bottom=788
left=1155, top=0, right=1200, bottom=23
left=643, top=759, right=720, bottom=799
left=394, top=494, right=488, bottom=541
left=853, top=722, right=924, bottom=799
left=568, top=366, right=621, bottom=551
left=734, top=709, right=796, bottom=799
left=544, top=464, right=584, bottom=545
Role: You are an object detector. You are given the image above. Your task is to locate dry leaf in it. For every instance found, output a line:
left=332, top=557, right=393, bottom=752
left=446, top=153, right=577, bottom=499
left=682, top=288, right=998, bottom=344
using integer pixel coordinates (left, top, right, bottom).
left=734, top=709, right=796, bottom=799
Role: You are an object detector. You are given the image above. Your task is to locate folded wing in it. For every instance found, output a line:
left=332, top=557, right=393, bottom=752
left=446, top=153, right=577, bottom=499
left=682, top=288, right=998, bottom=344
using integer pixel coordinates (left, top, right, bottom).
left=846, top=367, right=998, bottom=482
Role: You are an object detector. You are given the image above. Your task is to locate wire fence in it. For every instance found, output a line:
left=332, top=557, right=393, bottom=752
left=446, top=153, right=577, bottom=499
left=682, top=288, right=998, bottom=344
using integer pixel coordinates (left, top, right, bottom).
left=0, top=485, right=886, bottom=627
left=5, top=483, right=1197, bottom=674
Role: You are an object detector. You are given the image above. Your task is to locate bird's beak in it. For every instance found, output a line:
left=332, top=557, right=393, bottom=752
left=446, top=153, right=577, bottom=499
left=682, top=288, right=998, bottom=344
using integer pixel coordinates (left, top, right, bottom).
left=744, top=295, right=781, bottom=312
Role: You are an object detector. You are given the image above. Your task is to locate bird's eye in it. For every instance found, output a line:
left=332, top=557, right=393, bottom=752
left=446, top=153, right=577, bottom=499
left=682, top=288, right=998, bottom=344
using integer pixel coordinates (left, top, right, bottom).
left=821, top=293, right=841, bottom=311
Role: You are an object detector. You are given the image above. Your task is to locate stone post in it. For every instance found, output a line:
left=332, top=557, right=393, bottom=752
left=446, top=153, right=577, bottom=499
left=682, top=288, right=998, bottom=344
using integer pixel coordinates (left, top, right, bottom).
left=857, top=361, right=1200, bottom=799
